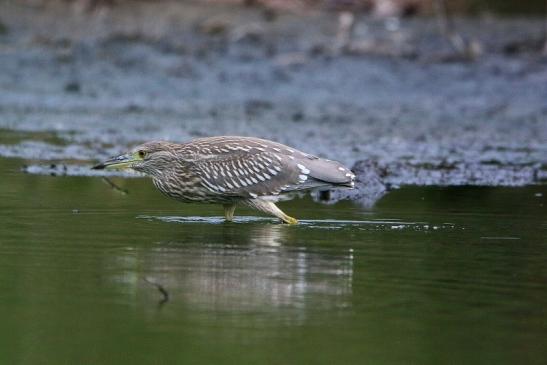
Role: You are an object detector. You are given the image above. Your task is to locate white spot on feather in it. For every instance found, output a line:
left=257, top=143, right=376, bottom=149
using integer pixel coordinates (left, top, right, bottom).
left=201, top=179, right=216, bottom=191
left=297, top=164, right=310, bottom=174
left=261, top=195, right=281, bottom=202
left=299, top=174, right=308, bottom=182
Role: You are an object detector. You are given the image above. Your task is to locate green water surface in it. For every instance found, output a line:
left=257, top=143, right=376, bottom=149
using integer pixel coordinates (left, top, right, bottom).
left=0, top=157, right=546, bottom=364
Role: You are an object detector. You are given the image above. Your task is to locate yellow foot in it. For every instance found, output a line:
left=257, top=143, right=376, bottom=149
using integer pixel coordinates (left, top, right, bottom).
left=282, top=216, right=299, bottom=225
left=223, top=203, right=236, bottom=222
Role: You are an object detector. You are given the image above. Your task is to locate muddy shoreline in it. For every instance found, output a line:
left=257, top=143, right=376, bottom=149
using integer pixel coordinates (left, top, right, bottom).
left=1, top=1, right=546, bottom=205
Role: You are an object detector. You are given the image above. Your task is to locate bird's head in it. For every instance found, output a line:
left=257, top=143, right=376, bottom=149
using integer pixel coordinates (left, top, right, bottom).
left=92, top=141, right=177, bottom=176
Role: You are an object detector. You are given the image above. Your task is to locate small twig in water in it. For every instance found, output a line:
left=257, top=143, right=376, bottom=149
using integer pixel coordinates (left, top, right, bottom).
left=144, top=277, right=170, bottom=307
left=101, top=177, right=129, bottom=195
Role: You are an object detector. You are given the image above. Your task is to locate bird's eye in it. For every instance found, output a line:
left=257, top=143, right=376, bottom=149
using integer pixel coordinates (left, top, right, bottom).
left=138, top=150, right=146, bottom=159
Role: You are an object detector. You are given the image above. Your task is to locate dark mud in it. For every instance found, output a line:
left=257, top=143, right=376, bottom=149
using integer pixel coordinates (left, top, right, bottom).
left=329, top=159, right=547, bottom=207
left=1, top=1, right=546, bottom=206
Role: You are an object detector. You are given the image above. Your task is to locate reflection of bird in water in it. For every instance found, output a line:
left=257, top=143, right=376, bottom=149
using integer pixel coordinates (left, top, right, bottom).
left=248, top=223, right=286, bottom=246
left=93, top=136, right=354, bottom=224
left=110, top=223, right=354, bottom=312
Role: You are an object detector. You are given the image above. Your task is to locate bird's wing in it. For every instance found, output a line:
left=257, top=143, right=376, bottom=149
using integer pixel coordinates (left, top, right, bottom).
left=187, top=137, right=354, bottom=198
left=191, top=151, right=305, bottom=198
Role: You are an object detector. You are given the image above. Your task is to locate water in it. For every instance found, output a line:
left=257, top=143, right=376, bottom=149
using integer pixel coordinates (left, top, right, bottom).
left=1, top=157, right=546, bottom=364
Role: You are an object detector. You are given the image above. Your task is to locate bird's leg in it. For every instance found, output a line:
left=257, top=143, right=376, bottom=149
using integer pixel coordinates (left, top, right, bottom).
left=223, top=203, right=237, bottom=222
left=244, top=199, right=298, bottom=225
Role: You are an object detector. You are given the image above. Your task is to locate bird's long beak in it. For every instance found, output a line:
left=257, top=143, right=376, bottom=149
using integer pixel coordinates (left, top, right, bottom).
left=92, top=153, right=137, bottom=170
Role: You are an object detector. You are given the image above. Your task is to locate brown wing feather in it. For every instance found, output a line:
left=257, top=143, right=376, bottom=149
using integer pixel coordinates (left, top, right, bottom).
left=185, top=136, right=354, bottom=198
left=192, top=151, right=298, bottom=198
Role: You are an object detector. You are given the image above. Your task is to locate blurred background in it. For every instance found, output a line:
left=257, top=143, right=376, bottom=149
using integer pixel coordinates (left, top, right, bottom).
left=0, top=0, right=546, bottom=197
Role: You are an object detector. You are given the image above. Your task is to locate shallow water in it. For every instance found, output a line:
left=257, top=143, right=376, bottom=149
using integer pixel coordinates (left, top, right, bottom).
left=1, top=157, right=546, bottom=364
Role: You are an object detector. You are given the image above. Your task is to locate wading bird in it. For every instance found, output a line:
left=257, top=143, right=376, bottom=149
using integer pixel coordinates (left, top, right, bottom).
left=93, top=136, right=355, bottom=224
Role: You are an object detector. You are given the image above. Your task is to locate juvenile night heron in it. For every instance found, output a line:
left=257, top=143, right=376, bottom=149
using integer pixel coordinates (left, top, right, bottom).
left=93, top=136, right=355, bottom=224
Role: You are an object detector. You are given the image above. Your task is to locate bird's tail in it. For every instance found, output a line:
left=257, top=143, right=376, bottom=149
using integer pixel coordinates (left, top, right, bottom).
left=305, top=157, right=355, bottom=188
